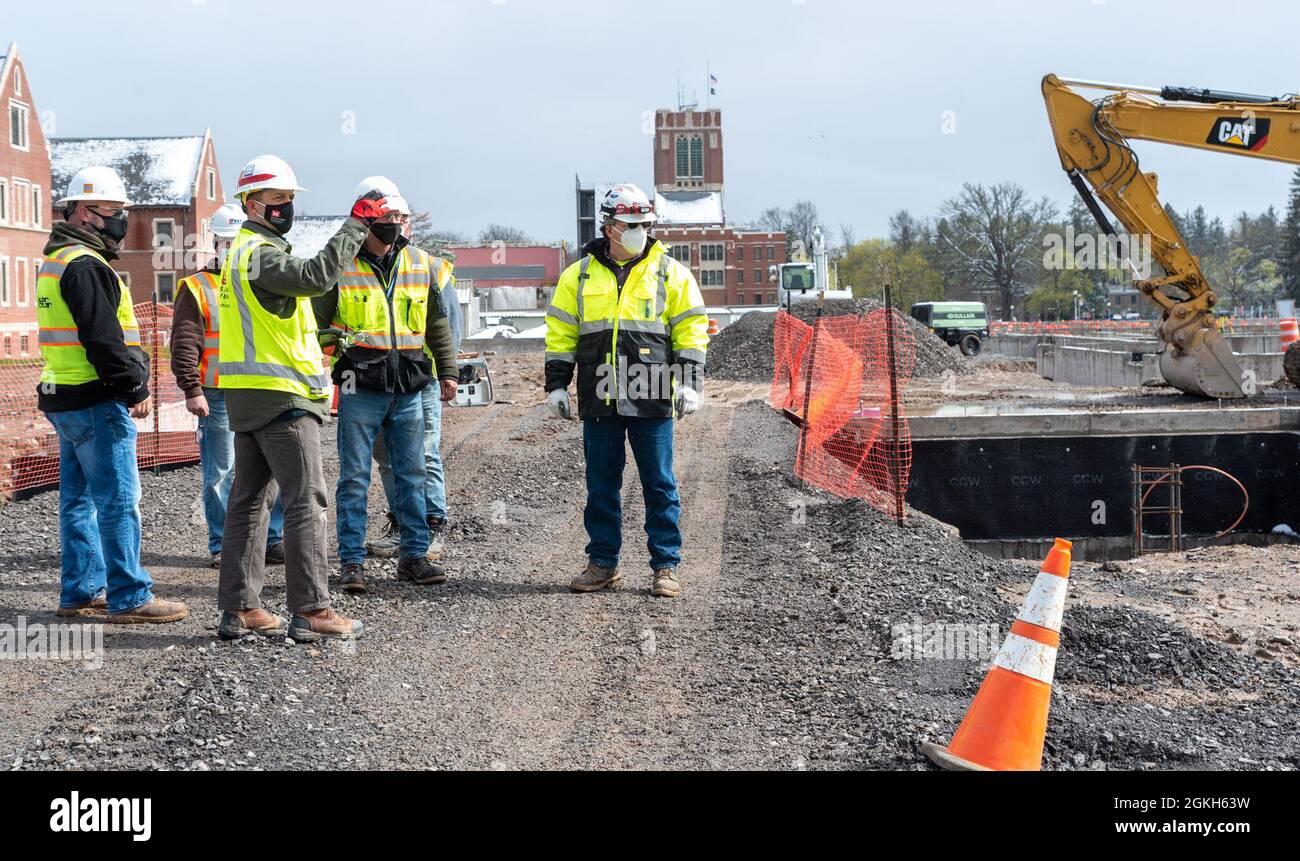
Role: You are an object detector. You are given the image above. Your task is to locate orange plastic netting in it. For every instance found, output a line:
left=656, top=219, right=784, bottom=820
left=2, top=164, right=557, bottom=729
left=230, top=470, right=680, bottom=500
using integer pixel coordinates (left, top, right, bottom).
left=0, top=302, right=199, bottom=497
left=769, top=309, right=915, bottom=519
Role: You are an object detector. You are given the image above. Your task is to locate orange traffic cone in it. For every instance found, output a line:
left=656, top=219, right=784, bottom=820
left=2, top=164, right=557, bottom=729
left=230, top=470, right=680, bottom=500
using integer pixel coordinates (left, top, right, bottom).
left=921, top=537, right=1073, bottom=771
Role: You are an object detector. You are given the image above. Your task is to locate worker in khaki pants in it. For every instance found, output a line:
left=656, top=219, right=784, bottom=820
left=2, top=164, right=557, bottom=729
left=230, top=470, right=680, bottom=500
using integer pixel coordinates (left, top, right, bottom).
left=214, top=154, right=391, bottom=642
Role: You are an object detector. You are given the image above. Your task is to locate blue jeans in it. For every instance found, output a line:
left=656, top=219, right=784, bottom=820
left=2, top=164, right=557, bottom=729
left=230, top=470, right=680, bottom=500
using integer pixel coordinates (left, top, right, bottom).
left=582, top=415, right=681, bottom=571
left=45, top=401, right=154, bottom=613
left=337, top=388, right=429, bottom=564
left=378, top=384, right=446, bottom=521
left=199, top=388, right=283, bottom=555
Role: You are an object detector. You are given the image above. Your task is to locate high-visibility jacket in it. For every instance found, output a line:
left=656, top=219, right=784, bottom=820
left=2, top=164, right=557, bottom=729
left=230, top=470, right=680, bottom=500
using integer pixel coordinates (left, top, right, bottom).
left=330, top=245, right=437, bottom=394
left=217, top=227, right=329, bottom=398
left=180, top=269, right=222, bottom=389
left=332, top=245, right=433, bottom=353
left=37, top=244, right=141, bottom=387
left=545, top=240, right=708, bottom=419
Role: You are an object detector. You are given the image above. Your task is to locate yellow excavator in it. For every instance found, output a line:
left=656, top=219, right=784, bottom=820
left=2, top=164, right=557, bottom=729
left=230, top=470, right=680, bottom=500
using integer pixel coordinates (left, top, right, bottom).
left=1042, top=73, right=1300, bottom=398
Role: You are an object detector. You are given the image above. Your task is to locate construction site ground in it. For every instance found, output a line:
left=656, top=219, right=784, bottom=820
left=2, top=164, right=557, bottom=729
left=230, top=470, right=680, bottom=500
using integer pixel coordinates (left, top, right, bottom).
left=2, top=355, right=1298, bottom=771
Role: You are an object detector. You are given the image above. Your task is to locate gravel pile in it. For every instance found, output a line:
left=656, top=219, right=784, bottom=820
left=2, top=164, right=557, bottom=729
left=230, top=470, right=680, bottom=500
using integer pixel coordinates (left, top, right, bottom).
left=708, top=299, right=969, bottom=383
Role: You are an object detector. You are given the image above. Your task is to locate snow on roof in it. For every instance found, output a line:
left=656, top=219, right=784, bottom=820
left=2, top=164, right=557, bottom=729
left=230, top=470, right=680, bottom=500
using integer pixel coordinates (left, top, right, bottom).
left=284, top=215, right=348, bottom=258
left=655, top=190, right=724, bottom=226
left=50, top=136, right=205, bottom=206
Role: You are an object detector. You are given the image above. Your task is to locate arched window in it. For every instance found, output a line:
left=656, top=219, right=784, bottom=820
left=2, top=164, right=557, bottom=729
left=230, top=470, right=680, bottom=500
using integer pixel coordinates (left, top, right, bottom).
left=676, top=136, right=690, bottom=179
left=689, top=136, right=704, bottom=178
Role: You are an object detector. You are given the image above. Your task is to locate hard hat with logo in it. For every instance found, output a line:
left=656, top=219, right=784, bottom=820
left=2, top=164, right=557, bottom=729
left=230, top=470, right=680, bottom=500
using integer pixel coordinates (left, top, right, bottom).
left=56, top=165, right=133, bottom=207
left=600, top=184, right=656, bottom=225
left=210, top=203, right=247, bottom=239
left=353, top=175, right=401, bottom=201
left=235, top=154, right=308, bottom=199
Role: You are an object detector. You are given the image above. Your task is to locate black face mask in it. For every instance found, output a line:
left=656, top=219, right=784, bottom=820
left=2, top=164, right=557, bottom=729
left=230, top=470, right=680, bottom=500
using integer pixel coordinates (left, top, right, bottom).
left=93, top=210, right=129, bottom=243
left=370, top=222, right=401, bottom=245
left=259, top=200, right=294, bottom=235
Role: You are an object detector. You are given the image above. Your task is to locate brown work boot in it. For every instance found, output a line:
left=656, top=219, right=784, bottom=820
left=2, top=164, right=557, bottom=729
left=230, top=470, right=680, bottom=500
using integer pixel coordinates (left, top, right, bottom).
left=56, top=595, right=109, bottom=618
left=651, top=568, right=681, bottom=599
left=218, top=608, right=289, bottom=640
left=107, top=597, right=190, bottom=624
left=288, top=608, right=364, bottom=642
left=570, top=563, right=620, bottom=593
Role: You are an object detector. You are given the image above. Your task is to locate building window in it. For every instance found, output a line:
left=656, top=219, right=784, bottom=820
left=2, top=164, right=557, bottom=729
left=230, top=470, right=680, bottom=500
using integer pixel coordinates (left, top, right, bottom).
left=737, top=269, right=745, bottom=284
left=153, top=219, right=175, bottom=248
left=754, top=268, right=762, bottom=284
left=700, top=243, right=724, bottom=262
left=675, top=136, right=689, bottom=179
left=207, top=168, right=217, bottom=200
left=736, top=246, right=744, bottom=262
left=31, top=185, right=40, bottom=228
left=689, top=136, right=704, bottom=178
left=0, top=179, right=7, bottom=223
left=768, top=292, right=776, bottom=304
left=14, top=258, right=27, bottom=306
left=20, top=334, right=29, bottom=355
left=9, top=102, right=29, bottom=150
left=670, top=244, right=691, bottom=264
left=700, top=269, right=724, bottom=287
left=14, top=69, right=21, bottom=98
left=2, top=335, right=9, bottom=356
left=0, top=257, right=9, bottom=306
left=766, top=245, right=774, bottom=260
left=155, top=272, right=176, bottom=304
left=12, top=179, right=28, bottom=224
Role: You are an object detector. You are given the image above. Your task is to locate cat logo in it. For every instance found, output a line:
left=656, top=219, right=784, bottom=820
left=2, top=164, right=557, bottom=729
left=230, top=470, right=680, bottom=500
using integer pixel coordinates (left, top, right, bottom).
left=1206, top=117, right=1271, bottom=152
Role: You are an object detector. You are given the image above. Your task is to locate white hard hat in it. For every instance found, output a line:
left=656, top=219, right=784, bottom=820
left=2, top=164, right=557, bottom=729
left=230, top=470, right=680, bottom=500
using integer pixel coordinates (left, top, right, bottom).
left=235, top=154, right=308, bottom=198
left=385, top=194, right=412, bottom=216
left=210, top=203, right=247, bottom=239
left=353, top=175, right=401, bottom=201
left=600, top=183, right=656, bottom=224
left=57, top=165, right=133, bottom=207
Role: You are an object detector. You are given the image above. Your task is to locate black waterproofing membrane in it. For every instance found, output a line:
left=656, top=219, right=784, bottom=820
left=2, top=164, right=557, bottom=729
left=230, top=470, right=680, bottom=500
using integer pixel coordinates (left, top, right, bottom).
left=906, top=432, right=1300, bottom=540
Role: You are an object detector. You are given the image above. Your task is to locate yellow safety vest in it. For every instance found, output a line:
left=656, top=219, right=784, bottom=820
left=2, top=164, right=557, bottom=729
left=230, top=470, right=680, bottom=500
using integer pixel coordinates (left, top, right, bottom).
left=180, top=269, right=222, bottom=389
left=37, top=245, right=141, bottom=387
left=216, top=227, right=329, bottom=398
left=332, top=246, right=432, bottom=354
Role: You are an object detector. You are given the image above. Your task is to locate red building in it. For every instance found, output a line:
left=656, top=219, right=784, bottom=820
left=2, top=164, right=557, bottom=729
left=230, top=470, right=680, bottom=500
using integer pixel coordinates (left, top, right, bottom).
left=446, top=242, right=568, bottom=309
left=50, top=131, right=225, bottom=305
left=0, top=41, right=51, bottom=359
left=651, top=107, right=786, bottom=307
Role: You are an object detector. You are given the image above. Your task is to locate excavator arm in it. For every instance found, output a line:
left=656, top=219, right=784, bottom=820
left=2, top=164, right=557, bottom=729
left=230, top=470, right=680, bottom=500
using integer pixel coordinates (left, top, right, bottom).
left=1042, top=73, right=1300, bottom=398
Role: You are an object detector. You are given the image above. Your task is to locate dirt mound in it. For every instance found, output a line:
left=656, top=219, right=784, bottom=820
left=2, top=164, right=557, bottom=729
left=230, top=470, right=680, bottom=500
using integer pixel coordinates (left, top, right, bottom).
left=708, top=299, right=969, bottom=384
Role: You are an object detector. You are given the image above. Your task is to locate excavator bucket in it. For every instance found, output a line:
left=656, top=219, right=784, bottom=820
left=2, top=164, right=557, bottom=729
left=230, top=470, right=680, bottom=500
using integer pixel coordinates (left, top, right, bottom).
left=1158, top=325, right=1246, bottom=399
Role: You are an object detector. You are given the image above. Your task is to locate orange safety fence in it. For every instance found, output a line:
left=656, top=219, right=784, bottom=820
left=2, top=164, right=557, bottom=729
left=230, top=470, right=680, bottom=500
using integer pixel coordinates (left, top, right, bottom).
left=0, top=302, right=200, bottom=498
left=988, top=318, right=1281, bottom=337
left=770, top=309, right=915, bottom=520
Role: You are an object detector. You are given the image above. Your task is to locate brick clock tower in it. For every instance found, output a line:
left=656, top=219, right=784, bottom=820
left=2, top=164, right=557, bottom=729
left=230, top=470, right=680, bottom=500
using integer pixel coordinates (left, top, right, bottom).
left=653, top=108, right=724, bottom=193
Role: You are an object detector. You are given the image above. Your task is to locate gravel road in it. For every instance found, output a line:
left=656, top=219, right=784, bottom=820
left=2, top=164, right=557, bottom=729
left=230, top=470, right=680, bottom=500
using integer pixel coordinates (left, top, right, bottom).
left=2, top=358, right=1297, bottom=770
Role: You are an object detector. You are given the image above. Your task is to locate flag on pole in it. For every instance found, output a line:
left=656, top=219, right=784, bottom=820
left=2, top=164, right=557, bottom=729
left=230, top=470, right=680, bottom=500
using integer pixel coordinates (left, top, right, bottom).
left=709, top=73, right=718, bottom=96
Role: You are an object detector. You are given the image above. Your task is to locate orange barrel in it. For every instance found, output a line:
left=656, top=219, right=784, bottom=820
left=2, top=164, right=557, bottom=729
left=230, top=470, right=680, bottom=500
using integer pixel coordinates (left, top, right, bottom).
left=1281, top=318, right=1299, bottom=350
left=707, top=318, right=719, bottom=336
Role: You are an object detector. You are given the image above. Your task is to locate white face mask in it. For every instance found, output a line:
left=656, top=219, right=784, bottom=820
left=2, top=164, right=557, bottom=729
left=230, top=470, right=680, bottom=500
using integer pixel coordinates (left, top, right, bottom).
left=617, top=224, right=648, bottom=256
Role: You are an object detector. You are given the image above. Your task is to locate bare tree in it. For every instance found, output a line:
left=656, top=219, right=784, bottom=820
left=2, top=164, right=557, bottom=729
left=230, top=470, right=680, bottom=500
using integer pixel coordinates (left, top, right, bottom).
left=937, top=183, right=1057, bottom=319
left=839, top=223, right=858, bottom=254
left=478, top=223, right=532, bottom=244
left=409, top=212, right=466, bottom=257
left=756, top=202, right=824, bottom=258
left=888, top=210, right=922, bottom=253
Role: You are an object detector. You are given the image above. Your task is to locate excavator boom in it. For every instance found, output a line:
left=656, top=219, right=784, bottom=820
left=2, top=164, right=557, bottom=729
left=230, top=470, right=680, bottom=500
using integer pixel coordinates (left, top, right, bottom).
left=1041, top=74, right=1300, bottom=398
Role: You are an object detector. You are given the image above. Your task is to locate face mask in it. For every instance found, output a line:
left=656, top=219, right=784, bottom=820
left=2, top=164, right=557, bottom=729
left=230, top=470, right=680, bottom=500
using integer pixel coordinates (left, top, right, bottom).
left=370, top=221, right=401, bottom=245
left=257, top=199, right=294, bottom=235
left=93, top=210, right=129, bottom=243
left=618, top=224, right=648, bottom=256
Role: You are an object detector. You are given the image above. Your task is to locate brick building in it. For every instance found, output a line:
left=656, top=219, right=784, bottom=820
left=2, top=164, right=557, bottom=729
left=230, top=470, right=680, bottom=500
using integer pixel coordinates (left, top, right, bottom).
left=0, top=41, right=51, bottom=359
left=446, top=242, right=567, bottom=309
left=577, top=105, right=785, bottom=308
left=50, top=132, right=224, bottom=305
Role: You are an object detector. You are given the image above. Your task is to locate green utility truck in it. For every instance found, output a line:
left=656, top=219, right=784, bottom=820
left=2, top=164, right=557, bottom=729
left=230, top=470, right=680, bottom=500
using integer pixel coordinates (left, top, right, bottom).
left=908, top=302, right=989, bottom=356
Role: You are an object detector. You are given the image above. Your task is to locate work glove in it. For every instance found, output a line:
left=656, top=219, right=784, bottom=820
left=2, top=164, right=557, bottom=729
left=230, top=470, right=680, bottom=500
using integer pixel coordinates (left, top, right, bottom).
left=546, top=388, right=573, bottom=420
left=674, top=386, right=700, bottom=419
left=350, top=193, right=391, bottom=226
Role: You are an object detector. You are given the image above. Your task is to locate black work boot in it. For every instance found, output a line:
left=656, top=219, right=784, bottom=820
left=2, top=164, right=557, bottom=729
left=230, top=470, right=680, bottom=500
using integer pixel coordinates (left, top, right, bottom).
left=340, top=563, right=368, bottom=595
left=397, top=557, right=448, bottom=586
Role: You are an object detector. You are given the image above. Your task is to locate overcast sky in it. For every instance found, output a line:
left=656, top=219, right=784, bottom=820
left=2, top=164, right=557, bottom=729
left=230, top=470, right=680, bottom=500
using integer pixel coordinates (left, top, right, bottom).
left=7, top=0, right=1299, bottom=244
